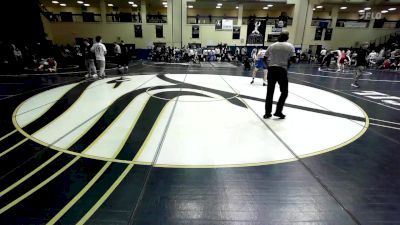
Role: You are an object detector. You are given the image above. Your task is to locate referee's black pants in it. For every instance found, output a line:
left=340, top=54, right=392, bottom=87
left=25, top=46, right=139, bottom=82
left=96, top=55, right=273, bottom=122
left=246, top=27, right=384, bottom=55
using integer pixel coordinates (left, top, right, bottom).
left=265, top=66, right=288, bottom=115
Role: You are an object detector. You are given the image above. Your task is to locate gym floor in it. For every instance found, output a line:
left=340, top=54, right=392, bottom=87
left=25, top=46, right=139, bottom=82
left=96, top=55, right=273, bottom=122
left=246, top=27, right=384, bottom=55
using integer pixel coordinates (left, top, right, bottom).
left=0, top=61, right=399, bottom=225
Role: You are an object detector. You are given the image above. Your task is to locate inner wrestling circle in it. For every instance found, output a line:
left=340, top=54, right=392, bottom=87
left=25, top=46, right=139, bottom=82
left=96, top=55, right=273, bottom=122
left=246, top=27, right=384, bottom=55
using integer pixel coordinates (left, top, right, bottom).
left=145, top=86, right=240, bottom=102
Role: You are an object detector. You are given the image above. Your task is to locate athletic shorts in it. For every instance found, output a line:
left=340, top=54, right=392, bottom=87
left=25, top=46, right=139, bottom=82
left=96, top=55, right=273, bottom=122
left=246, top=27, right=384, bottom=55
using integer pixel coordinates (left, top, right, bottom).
left=256, top=59, right=267, bottom=69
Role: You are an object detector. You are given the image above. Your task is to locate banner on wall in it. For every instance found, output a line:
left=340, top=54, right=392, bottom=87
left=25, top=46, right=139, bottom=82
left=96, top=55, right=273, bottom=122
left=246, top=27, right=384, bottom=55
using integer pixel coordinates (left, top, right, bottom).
left=232, top=26, right=240, bottom=39
left=344, top=21, right=368, bottom=28
left=192, top=25, right=199, bottom=38
left=156, top=25, right=163, bottom=38
left=246, top=19, right=267, bottom=46
left=134, top=25, right=142, bottom=38
left=215, top=19, right=234, bottom=30
left=324, top=28, right=333, bottom=40
left=314, top=27, right=323, bottom=40
left=271, top=27, right=283, bottom=33
left=215, top=19, right=222, bottom=30
left=222, top=19, right=233, bottom=30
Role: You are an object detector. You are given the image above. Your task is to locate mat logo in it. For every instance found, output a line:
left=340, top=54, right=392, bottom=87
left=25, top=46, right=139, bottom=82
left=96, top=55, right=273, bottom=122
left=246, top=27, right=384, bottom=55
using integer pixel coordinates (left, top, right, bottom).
left=353, top=91, right=400, bottom=106
left=359, top=12, right=382, bottom=20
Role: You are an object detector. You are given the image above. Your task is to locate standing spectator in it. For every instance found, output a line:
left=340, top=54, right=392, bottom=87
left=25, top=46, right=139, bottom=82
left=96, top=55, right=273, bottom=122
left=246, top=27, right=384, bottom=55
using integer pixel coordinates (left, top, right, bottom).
left=12, top=44, right=23, bottom=73
left=318, top=50, right=334, bottom=71
left=241, top=47, right=247, bottom=62
left=91, top=36, right=107, bottom=78
left=235, top=46, right=240, bottom=61
left=114, top=41, right=122, bottom=71
left=157, top=11, right=162, bottom=23
left=263, top=31, right=296, bottom=119
left=132, top=12, right=137, bottom=22
left=120, top=40, right=129, bottom=71
left=307, top=49, right=312, bottom=63
left=138, top=10, right=142, bottom=23
left=82, top=39, right=97, bottom=78
left=320, top=47, right=327, bottom=63
left=351, top=42, right=369, bottom=88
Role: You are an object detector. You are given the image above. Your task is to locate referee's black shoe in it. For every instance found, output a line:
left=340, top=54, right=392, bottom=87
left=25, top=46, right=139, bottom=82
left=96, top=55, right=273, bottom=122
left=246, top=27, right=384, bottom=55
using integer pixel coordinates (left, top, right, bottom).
left=273, top=113, right=286, bottom=119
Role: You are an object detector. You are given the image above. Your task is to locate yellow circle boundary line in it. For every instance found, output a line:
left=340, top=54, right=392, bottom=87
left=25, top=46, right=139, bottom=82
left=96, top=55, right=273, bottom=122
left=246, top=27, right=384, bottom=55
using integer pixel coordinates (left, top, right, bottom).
left=10, top=74, right=370, bottom=168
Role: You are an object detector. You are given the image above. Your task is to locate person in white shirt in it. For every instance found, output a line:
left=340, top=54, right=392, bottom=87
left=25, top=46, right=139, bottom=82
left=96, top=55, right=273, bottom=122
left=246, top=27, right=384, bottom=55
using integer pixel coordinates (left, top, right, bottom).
left=235, top=47, right=240, bottom=61
left=346, top=49, right=351, bottom=57
left=320, top=48, right=327, bottom=63
left=251, top=48, right=258, bottom=61
left=263, top=31, right=296, bottom=119
left=215, top=47, right=221, bottom=61
left=114, top=42, right=121, bottom=55
left=368, top=50, right=378, bottom=66
left=368, top=50, right=378, bottom=60
left=202, top=48, right=208, bottom=61
left=189, top=48, right=195, bottom=62
left=91, top=36, right=107, bottom=78
left=114, top=42, right=122, bottom=71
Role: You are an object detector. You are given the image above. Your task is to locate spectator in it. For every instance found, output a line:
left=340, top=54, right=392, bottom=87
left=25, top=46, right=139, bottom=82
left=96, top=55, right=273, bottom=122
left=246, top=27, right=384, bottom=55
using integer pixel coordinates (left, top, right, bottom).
left=133, top=12, right=137, bottom=22
left=120, top=40, right=129, bottom=71
left=91, top=36, right=107, bottom=78
left=114, top=41, right=122, bottom=70
left=138, top=10, right=142, bottom=23
left=82, top=39, right=97, bottom=78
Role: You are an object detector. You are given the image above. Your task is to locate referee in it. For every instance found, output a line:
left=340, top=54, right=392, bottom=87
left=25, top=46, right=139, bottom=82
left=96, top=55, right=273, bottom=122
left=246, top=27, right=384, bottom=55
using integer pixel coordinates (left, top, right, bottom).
left=264, top=31, right=296, bottom=119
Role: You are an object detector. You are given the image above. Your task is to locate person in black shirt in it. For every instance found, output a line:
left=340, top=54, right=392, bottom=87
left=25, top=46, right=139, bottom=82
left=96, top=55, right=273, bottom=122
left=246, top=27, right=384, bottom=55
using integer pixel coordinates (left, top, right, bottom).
left=318, top=50, right=334, bottom=70
left=351, top=42, right=369, bottom=88
left=82, top=39, right=97, bottom=78
left=120, top=40, right=129, bottom=72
